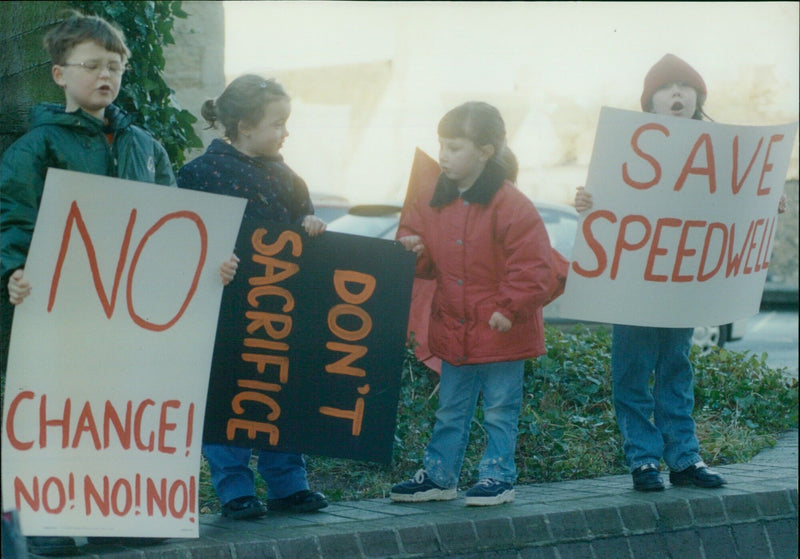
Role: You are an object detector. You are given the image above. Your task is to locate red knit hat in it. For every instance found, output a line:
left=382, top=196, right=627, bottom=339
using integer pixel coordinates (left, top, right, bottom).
left=640, top=54, right=707, bottom=111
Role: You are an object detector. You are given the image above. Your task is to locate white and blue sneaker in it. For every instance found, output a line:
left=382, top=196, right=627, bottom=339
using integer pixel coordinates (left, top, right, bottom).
left=464, top=478, right=515, bottom=506
left=390, top=469, right=457, bottom=502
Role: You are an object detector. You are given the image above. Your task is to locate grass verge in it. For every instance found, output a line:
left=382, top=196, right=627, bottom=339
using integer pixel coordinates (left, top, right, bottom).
left=199, top=325, right=798, bottom=513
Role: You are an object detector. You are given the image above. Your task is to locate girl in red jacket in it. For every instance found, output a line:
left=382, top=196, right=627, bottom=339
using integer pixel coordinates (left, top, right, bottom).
left=390, top=102, right=555, bottom=506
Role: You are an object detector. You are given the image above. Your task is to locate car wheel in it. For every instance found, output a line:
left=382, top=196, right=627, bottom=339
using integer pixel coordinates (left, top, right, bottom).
left=692, top=324, right=730, bottom=356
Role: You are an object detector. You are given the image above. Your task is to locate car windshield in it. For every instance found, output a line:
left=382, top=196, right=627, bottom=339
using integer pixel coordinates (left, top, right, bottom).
left=327, top=213, right=400, bottom=239
left=539, top=208, right=577, bottom=257
left=314, top=206, right=350, bottom=224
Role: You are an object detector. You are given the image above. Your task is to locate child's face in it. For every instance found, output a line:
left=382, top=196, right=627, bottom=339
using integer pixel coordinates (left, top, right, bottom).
left=52, top=41, right=126, bottom=119
left=438, top=136, right=491, bottom=189
left=650, top=82, right=698, bottom=119
left=237, top=98, right=291, bottom=158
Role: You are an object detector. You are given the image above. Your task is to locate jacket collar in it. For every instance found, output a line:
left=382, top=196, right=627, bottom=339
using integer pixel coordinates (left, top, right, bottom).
left=206, top=138, right=284, bottom=167
left=429, top=159, right=506, bottom=208
left=31, top=103, right=132, bottom=131
left=104, top=104, right=133, bottom=130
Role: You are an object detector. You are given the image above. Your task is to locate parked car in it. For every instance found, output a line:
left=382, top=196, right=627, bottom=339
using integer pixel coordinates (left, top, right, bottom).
left=327, top=204, right=401, bottom=238
left=311, top=192, right=351, bottom=224
left=327, top=200, right=746, bottom=354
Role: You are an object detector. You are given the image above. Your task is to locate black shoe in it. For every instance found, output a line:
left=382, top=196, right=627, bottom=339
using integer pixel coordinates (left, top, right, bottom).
left=464, top=478, right=515, bottom=506
left=87, top=537, right=168, bottom=546
left=267, top=489, right=328, bottom=513
left=26, top=536, right=79, bottom=556
left=221, top=495, right=267, bottom=519
left=390, top=469, right=457, bottom=502
left=632, top=464, right=665, bottom=492
left=669, top=461, right=726, bottom=488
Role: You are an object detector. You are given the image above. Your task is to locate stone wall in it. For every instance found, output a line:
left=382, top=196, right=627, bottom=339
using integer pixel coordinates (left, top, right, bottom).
left=162, top=1, right=225, bottom=162
left=0, top=1, right=67, bottom=156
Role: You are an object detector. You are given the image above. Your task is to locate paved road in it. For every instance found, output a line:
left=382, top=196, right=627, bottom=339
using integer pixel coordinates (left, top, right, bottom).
left=726, top=308, right=798, bottom=379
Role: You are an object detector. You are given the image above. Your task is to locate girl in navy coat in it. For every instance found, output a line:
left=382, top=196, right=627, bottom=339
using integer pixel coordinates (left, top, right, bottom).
left=177, top=75, right=327, bottom=519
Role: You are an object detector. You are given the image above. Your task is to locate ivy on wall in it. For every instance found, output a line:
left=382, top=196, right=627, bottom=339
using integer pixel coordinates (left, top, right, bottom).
left=69, top=0, right=202, bottom=171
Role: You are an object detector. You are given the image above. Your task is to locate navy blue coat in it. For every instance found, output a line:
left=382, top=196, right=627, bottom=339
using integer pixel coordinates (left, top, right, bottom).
left=177, top=139, right=314, bottom=248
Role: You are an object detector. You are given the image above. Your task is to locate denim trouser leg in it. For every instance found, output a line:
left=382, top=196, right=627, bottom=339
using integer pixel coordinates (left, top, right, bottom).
left=256, top=451, right=310, bottom=500
left=654, top=328, right=701, bottom=471
left=612, top=325, right=664, bottom=471
left=202, top=443, right=256, bottom=506
left=477, top=360, right=524, bottom=484
left=424, top=360, right=524, bottom=488
left=203, top=444, right=310, bottom=503
left=612, top=325, right=701, bottom=472
left=424, top=362, right=481, bottom=488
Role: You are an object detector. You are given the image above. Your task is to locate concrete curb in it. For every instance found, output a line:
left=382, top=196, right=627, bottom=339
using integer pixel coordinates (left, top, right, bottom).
left=65, top=430, right=797, bottom=559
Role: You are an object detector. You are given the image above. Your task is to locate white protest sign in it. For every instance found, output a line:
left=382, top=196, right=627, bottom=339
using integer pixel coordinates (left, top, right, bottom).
left=1, top=169, right=246, bottom=538
left=559, top=107, right=797, bottom=327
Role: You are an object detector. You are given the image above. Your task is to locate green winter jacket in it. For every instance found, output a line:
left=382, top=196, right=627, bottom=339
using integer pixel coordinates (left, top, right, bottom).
left=0, top=103, right=175, bottom=282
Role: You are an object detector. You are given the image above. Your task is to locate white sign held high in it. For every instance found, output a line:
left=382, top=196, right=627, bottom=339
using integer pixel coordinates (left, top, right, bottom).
left=1, top=169, right=246, bottom=538
left=559, top=107, right=797, bottom=328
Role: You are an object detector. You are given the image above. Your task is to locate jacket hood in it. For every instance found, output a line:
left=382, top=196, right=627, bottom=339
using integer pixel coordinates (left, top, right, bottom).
left=29, top=103, right=134, bottom=132
left=429, top=158, right=507, bottom=208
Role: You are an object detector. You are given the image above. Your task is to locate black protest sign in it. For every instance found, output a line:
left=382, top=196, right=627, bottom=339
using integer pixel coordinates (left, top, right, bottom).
left=202, top=221, right=416, bottom=464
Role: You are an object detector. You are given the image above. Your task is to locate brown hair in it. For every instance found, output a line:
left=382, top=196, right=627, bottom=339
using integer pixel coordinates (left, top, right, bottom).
left=438, top=101, right=517, bottom=181
left=201, top=75, right=290, bottom=142
left=44, top=10, right=130, bottom=65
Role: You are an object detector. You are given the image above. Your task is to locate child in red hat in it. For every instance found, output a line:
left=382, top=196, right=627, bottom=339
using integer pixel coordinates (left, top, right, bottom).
left=573, top=53, right=786, bottom=492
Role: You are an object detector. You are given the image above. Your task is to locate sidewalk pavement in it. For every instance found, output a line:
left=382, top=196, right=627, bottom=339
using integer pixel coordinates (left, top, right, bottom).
left=72, top=430, right=797, bottom=559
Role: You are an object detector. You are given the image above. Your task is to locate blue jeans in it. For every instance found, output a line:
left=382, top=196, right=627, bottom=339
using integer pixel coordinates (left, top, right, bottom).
left=611, top=325, right=701, bottom=473
left=423, top=360, right=525, bottom=488
left=202, top=444, right=310, bottom=505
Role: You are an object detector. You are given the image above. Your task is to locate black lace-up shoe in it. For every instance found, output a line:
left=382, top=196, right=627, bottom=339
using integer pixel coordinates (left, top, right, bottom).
left=669, top=461, right=726, bottom=488
left=267, top=489, right=328, bottom=513
left=221, top=495, right=267, bottom=519
left=390, top=469, right=457, bottom=502
left=464, top=478, right=515, bottom=506
left=632, top=464, right=665, bottom=492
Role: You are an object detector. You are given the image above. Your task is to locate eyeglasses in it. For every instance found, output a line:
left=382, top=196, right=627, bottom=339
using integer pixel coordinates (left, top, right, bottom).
left=60, top=60, right=131, bottom=76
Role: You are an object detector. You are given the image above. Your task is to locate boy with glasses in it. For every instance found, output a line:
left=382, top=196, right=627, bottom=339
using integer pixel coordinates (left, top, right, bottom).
left=1, top=9, right=175, bottom=362
left=0, top=10, right=174, bottom=556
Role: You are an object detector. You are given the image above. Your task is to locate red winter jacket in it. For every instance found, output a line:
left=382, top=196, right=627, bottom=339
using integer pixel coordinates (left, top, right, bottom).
left=397, top=160, right=555, bottom=366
